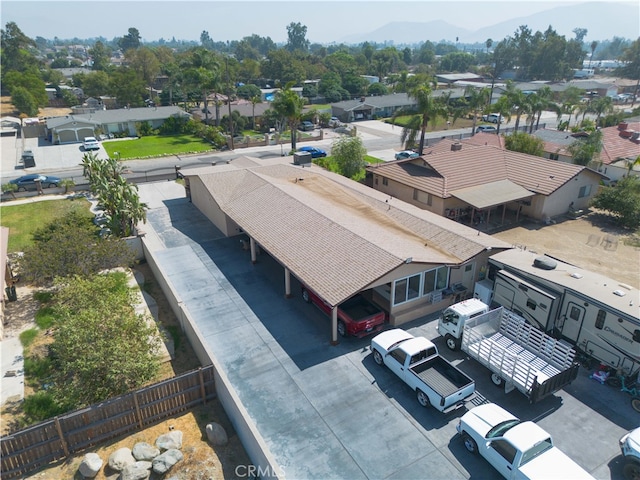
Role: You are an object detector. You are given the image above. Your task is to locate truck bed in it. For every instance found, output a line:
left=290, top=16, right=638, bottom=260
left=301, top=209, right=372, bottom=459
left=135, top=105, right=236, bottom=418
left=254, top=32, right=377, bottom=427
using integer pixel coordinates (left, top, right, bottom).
left=340, top=295, right=383, bottom=322
left=462, top=308, right=577, bottom=400
left=412, top=357, right=474, bottom=398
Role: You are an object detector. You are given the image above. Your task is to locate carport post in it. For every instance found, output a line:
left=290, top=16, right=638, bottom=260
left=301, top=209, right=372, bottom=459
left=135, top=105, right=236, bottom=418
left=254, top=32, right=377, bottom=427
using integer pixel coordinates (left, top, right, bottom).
left=331, top=308, right=339, bottom=345
left=284, top=268, right=292, bottom=298
left=250, top=237, right=258, bottom=264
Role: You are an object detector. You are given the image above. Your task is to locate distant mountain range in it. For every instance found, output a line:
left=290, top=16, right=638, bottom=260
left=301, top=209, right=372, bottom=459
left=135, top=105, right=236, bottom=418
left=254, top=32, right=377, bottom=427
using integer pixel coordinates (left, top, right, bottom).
left=339, top=2, right=639, bottom=45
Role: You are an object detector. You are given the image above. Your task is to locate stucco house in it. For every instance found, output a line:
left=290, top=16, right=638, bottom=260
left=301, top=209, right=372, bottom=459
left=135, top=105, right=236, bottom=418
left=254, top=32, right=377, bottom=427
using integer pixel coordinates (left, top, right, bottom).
left=366, top=138, right=605, bottom=225
left=331, top=89, right=466, bottom=123
left=45, top=106, right=190, bottom=144
left=596, top=121, right=640, bottom=182
left=181, top=156, right=512, bottom=330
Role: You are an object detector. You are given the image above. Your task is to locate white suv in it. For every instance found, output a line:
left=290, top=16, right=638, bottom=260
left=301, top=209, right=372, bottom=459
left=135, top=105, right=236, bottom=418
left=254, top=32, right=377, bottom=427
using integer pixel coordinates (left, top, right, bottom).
left=481, top=113, right=503, bottom=124
left=83, top=136, right=100, bottom=151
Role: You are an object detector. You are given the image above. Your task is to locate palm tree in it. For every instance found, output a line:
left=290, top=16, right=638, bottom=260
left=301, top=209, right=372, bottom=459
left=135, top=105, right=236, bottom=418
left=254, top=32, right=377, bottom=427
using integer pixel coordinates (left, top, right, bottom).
left=527, top=86, right=562, bottom=132
left=271, top=83, right=305, bottom=150
left=589, top=41, right=598, bottom=69
left=492, top=96, right=513, bottom=135
left=395, top=83, right=448, bottom=155
left=502, top=82, right=529, bottom=131
left=560, top=86, right=583, bottom=129
left=464, top=86, right=490, bottom=136
left=590, top=96, right=614, bottom=125
left=250, top=95, right=261, bottom=130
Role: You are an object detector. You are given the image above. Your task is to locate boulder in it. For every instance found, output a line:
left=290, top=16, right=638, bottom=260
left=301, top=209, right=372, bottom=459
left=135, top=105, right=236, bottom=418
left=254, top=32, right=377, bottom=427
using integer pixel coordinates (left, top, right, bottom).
left=78, top=452, right=103, bottom=478
left=155, top=430, right=183, bottom=451
left=206, top=422, right=228, bottom=446
left=132, top=442, right=160, bottom=461
left=108, top=447, right=135, bottom=472
left=119, top=461, right=152, bottom=480
left=152, top=449, right=184, bottom=474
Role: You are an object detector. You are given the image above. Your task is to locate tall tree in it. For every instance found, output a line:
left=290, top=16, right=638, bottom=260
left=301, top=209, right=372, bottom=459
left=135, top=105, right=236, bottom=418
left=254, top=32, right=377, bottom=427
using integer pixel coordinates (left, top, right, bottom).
left=526, top=86, right=561, bottom=132
left=620, top=39, right=640, bottom=107
left=504, top=131, right=544, bottom=156
left=88, top=40, right=111, bottom=71
left=285, top=22, right=309, bottom=53
left=1, top=21, right=38, bottom=75
left=567, top=129, right=603, bottom=166
left=589, top=41, right=598, bottom=68
left=271, top=83, right=304, bottom=150
left=464, top=86, right=490, bottom=136
left=395, top=83, right=448, bottom=155
left=118, top=27, right=141, bottom=52
left=591, top=175, right=640, bottom=229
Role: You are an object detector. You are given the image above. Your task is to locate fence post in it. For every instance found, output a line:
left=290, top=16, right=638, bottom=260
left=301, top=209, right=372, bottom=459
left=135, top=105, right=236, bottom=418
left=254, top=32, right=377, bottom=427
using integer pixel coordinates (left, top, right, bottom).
left=133, top=392, right=144, bottom=429
left=54, top=417, right=70, bottom=458
left=199, top=367, right=206, bottom=404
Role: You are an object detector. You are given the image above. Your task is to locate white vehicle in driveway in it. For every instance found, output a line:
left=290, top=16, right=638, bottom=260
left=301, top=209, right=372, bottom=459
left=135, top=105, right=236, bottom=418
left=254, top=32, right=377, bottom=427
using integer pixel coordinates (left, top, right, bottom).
left=371, top=329, right=476, bottom=413
left=482, top=113, right=504, bottom=123
left=457, top=403, right=595, bottom=480
left=83, top=136, right=100, bottom=151
left=620, top=427, right=640, bottom=480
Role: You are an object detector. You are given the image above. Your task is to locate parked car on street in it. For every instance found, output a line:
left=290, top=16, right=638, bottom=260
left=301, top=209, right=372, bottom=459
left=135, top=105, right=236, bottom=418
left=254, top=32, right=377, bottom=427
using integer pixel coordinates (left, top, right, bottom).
left=297, top=146, right=327, bottom=158
left=481, top=114, right=503, bottom=124
left=395, top=150, right=420, bottom=160
left=9, top=174, right=61, bottom=191
left=298, top=121, right=315, bottom=131
left=476, top=125, right=498, bottom=133
left=83, top=136, right=100, bottom=151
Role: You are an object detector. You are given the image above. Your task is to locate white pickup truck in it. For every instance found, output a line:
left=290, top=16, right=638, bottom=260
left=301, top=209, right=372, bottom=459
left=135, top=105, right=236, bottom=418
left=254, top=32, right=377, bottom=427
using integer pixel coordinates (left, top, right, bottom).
left=371, top=329, right=476, bottom=413
left=457, top=403, right=595, bottom=480
left=620, top=427, right=640, bottom=480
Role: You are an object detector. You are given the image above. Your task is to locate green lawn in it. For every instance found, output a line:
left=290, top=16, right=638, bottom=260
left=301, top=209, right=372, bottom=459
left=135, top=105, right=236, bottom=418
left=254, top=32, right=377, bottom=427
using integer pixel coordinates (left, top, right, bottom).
left=0, top=198, right=92, bottom=252
left=384, top=116, right=474, bottom=131
left=102, top=134, right=214, bottom=160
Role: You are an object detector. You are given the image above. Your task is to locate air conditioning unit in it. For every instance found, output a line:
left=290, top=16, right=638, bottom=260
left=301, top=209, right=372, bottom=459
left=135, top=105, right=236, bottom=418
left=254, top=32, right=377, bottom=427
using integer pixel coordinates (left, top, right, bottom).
left=293, top=152, right=312, bottom=166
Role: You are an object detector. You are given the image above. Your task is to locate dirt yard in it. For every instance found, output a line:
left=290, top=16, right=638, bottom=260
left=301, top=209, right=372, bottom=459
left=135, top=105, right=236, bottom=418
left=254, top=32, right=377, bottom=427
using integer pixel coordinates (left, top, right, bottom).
left=492, top=210, right=639, bottom=289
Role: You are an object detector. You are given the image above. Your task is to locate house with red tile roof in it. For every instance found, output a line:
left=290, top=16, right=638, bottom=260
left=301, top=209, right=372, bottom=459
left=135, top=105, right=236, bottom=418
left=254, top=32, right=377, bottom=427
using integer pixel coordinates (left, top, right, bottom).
left=366, top=139, right=605, bottom=226
left=597, top=121, right=640, bottom=182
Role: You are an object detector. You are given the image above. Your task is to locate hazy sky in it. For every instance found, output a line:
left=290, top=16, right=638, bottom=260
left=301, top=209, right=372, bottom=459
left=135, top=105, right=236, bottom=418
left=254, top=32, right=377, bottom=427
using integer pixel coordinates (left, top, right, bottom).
left=1, top=0, right=635, bottom=44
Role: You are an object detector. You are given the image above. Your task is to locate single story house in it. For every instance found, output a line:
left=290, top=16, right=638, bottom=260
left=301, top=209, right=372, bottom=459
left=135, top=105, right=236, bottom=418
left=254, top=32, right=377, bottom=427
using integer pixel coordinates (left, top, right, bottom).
left=45, top=106, right=190, bottom=144
left=181, top=157, right=512, bottom=333
left=331, top=89, right=466, bottom=123
left=191, top=99, right=271, bottom=127
left=366, top=139, right=605, bottom=225
left=597, top=121, right=640, bottom=182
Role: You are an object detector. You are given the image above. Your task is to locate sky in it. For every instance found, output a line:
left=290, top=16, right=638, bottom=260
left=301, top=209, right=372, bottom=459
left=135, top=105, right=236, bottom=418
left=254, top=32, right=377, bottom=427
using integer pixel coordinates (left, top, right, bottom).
left=1, top=0, right=636, bottom=44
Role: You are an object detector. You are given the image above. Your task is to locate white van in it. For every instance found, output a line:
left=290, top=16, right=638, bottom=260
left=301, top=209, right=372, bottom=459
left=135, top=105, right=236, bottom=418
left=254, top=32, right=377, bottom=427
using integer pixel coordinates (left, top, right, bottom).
left=436, top=298, right=490, bottom=350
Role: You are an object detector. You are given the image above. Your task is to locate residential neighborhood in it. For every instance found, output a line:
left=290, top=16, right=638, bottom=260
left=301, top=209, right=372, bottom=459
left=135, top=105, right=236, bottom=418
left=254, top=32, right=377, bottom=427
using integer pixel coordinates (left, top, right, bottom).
left=1, top=10, right=640, bottom=480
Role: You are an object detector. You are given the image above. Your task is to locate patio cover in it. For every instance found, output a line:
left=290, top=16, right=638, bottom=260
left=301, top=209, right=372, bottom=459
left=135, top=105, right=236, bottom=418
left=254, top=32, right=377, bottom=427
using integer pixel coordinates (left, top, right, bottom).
left=449, top=179, right=534, bottom=209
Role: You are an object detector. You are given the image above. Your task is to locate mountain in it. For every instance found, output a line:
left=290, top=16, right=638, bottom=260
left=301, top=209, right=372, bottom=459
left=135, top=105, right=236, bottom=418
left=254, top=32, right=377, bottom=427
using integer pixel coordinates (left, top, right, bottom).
left=339, top=20, right=471, bottom=45
left=337, top=2, right=638, bottom=45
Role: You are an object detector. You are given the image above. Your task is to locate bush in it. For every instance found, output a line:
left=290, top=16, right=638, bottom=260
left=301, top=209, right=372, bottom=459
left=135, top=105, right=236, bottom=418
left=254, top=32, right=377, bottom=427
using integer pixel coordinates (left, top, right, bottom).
left=136, top=121, right=154, bottom=137
left=35, top=306, right=56, bottom=330
left=20, top=328, right=39, bottom=348
left=23, top=356, right=53, bottom=379
left=23, top=391, right=67, bottom=422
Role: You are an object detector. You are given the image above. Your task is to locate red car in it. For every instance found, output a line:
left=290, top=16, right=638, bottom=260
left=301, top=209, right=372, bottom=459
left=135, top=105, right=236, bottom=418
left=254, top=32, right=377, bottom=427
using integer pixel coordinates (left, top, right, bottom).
left=301, top=286, right=386, bottom=338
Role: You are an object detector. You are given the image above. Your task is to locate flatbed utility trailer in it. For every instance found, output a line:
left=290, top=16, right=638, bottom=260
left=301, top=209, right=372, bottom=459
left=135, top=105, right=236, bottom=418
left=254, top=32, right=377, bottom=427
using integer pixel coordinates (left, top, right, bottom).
left=461, top=307, right=580, bottom=403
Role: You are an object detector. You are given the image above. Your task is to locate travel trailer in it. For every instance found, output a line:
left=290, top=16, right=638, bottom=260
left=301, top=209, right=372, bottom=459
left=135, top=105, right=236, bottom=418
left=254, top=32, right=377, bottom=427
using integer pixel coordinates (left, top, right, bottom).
left=484, top=249, right=639, bottom=375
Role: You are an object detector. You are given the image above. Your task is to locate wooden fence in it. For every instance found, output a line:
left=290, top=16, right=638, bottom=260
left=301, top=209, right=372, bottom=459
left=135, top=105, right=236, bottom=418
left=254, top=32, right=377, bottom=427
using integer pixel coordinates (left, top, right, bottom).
left=0, top=365, right=215, bottom=479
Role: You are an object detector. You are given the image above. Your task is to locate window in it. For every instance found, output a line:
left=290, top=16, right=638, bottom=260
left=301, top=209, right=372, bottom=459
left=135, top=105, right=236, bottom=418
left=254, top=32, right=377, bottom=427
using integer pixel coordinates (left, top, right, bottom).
left=549, top=153, right=559, bottom=160
left=579, top=185, right=592, bottom=198
left=595, top=310, right=606, bottom=329
left=490, top=440, right=517, bottom=463
left=634, top=330, right=640, bottom=343
left=389, top=348, right=407, bottom=365
left=375, top=177, right=379, bottom=185
left=569, top=305, right=581, bottom=321
left=393, top=274, right=421, bottom=305
left=392, top=266, right=449, bottom=306
left=422, top=266, right=448, bottom=295
left=413, top=189, right=433, bottom=206
left=382, top=177, right=388, bottom=186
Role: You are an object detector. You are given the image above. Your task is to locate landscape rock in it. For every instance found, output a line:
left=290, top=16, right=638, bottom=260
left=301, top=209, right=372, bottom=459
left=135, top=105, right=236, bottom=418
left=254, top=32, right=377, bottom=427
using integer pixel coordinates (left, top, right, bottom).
left=155, top=430, right=183, bottom=451
left=78, top=452, right=103, bottom=478
left=152, top=449, right=184, bottom=474
left=132, top=442, right=160, bottom=461
left=108, top=447, right=135, bottom=472
left=119, top=461, right=152, bottom=480
left=206, top=422, right=228, bottom=446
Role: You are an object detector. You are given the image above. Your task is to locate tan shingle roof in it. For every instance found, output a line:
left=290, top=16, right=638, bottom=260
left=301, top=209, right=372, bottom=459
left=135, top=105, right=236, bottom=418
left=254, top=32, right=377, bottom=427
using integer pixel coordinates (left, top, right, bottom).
left=600, top=121, right=640, bottom=165
left=370, top=141, right=589, bottom=197
left=191, top=162, right=510, bottom=306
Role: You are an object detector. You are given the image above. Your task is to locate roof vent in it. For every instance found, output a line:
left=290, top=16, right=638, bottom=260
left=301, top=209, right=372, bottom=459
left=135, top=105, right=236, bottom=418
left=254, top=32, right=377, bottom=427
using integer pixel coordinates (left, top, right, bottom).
left=570, top=272, right=583, bottom=279
left=533, top=256, right=557, bottom=270
left=451, top=143, right=462, bottom=151
left=613, top=289, right=626, bottom=297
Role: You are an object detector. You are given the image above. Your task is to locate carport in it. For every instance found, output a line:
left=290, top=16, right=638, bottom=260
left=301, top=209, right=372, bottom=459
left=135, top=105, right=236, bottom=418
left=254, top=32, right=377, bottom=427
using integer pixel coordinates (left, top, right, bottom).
left=449, top=179, right=534, bottom=226
left=183, top=159, right=510, bottom=342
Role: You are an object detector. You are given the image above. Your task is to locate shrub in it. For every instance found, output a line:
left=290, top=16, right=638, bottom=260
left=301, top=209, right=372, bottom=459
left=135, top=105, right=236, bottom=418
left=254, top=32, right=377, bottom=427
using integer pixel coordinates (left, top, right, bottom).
left=19, top=328, right=39, bottom=348
left=23, top=356, right=53, bottom=379
left=23, top=391, right=67, bottom=422
left=35, top=306, right=56, bottom=329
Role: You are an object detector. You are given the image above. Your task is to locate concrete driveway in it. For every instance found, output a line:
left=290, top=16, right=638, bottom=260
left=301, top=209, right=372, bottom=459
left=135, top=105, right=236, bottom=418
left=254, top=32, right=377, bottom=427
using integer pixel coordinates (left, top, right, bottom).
left=138, top=181, right=633, bottom=480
